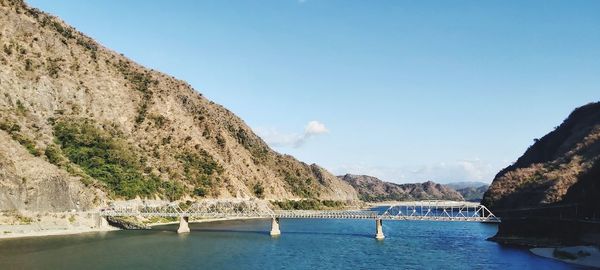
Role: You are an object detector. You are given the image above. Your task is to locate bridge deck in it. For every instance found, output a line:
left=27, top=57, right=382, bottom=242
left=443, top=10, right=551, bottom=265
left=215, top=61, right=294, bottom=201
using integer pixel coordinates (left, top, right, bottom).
left=100, top=200, right=500, bottom=223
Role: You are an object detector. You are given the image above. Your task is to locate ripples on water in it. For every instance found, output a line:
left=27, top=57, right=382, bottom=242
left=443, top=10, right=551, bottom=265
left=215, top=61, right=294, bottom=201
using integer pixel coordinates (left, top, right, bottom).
left=0, top=218, right=584, bottom=269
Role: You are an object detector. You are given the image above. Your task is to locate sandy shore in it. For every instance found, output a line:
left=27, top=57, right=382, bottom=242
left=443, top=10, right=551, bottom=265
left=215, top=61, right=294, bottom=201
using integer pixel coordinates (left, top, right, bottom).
left=531, top=246, right=600, bottom=268
left=0, top=226, right=119, bottom=240
left=0, top=216, right=266, bottom=240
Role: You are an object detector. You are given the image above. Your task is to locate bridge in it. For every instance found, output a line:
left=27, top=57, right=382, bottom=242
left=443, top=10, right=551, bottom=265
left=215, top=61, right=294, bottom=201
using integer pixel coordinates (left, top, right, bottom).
left=100, top=200, right=500, bottom=239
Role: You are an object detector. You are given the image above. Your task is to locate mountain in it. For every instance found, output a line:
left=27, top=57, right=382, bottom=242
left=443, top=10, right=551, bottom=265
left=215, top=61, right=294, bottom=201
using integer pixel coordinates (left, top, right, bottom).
left=455, top=185, right=489, bottom=202
left=339, top=174, right=464, bottom=202
left=445, top=181, right=488, bottom=190
left=482, top=102, right=600, bottom=245
left=0, top=0, right=358, bottom=213
left=445, top=182, right=489, bottom=202
left=482, top=102, right=600, bottom=211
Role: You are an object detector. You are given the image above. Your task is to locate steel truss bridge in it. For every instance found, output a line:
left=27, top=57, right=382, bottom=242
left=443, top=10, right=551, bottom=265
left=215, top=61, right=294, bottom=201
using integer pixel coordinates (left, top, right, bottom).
left=100, top=200, right=499, bottom=239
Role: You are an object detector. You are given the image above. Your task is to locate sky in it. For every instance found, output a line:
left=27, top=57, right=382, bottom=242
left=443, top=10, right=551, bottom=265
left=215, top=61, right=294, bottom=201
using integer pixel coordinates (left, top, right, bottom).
left=26, top=0, right=600, bottom=184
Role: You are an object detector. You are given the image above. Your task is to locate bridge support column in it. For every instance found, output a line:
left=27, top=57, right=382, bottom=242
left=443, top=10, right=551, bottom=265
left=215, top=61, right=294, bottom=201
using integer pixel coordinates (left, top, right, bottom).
left=375, top=219, right=385, bottom=240
left=270, top=217, right=281, bottom=236
left=99, top=216, right=109, bottom=228
left=177, top=216, right=190, bottom=234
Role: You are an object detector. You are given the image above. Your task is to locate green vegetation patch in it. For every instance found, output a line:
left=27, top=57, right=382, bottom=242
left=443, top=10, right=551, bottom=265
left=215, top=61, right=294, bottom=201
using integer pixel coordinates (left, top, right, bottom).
left=179, top=150, right=223, bottom=197
left=253, top=182, right=265, bottom=199
left=52, top=118, right=183, bottom=200
left=282, top=173, right=320, bottom=199
left=143, top=216, right=178, bottom=225
left=15, top=214, right=33, bottom=225
left=0, top=119, right=41, bottom=156
left=231, top=127, right=268, bottom=162
left=271, top=199, right=346, bottom=210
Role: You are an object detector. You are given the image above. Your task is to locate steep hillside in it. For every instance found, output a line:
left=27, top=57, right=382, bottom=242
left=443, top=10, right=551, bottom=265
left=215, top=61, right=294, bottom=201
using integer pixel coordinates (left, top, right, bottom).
left=482, top=102, right=600, bottom=211
left=339, top=174, right=464, bottom=202
left=0, top=0, right=358, bottom=212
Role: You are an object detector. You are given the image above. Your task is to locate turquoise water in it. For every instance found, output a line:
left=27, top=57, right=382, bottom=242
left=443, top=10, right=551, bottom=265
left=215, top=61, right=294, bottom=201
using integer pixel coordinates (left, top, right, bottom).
left=0, top=218, right=583, bottom=270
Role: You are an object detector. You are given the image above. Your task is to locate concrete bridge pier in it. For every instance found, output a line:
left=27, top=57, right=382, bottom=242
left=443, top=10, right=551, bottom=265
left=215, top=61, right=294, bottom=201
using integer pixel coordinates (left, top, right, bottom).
left=270, top=217, right=281, bottom=236
left=95, top=214, right=109, bottom=228
left=177, top=216, right=190, bottom=234
left=375, top=219, right=385, bottom=240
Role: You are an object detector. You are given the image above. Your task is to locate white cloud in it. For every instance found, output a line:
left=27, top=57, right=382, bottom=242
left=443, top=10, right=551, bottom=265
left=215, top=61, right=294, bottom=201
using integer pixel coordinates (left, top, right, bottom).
left=257, top=120, right=329, bottom=148
left=305, top=120, right=328, bottom=135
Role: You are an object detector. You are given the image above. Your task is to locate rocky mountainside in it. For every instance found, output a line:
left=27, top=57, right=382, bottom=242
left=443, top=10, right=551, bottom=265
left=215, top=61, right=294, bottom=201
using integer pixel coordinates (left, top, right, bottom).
left=482, top=102, right=600, bottom=211
left=339, top=174, right=464, bottom=202
left=0, top=0, right=358, bottom=213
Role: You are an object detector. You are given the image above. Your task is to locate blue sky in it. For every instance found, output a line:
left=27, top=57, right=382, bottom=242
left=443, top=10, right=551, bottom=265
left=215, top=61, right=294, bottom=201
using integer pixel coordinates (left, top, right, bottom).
left=27, top=0, right=600, bottom=184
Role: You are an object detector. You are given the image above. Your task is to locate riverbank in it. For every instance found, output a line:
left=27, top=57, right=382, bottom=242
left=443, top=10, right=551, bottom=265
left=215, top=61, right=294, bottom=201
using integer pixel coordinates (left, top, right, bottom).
left=531, top=246, right=600, bottom=268
left=0, top=211, right=117, bottom=240
left=0, top=226, right=119, bottom=239
left=0, top=215, right=267, bottom=240
left=490, top=216, right=600, bottom=247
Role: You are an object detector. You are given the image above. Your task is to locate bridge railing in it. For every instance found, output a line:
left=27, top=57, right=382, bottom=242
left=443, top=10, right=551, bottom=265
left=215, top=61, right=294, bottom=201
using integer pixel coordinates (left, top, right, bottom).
left=380, top=201, right=500, bottom=222
left=100, top=200, right=500, bottom=223
left=274, top=210, right=379, bottom=219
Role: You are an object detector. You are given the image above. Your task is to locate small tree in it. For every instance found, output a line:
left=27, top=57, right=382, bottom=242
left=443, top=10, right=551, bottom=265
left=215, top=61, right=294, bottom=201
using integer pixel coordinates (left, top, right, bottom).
left=253, top=183, right=265, bottom=199
left=194, top=187, right=207, bottom=197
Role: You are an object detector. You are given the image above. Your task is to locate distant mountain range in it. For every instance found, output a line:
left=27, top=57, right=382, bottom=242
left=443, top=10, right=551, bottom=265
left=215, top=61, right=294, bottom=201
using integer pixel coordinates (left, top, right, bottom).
left=339, top=174, right=464, bottom=202
left=445, top=181, right=489, bottom=190
left=445, top=182, right=489, bottom=202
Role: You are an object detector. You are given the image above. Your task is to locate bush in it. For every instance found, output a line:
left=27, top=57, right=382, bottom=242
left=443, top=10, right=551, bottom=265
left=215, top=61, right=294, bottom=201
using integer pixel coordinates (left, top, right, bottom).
left=161, top=181, right=184, bottom=201
left=53, top=118, right=159, bottom=199
left=44, top=144, right=64, bottom=165
left=15, top=214, right=33, bottom=224
left=15, top=99, right=27, bottom=115
left=253, top=183, right=265, bottom=199
left=46, top=57, right=63, bottom=78
left=0, top=119, right=20, bottom=133
left=3, top=44, right=12, bottom=56
left=283, top=173, right=319, bottom=198
left=0, top=119, right=41, bottom=156
left=12, top=133, right=41, bottom=156
left=271, top=199, right=347, bottom=210
left=193, top=187, right=207, bottom=197
left=179, top=150, right=224, bottom=197
left=24, top=59, right=32, bottom=71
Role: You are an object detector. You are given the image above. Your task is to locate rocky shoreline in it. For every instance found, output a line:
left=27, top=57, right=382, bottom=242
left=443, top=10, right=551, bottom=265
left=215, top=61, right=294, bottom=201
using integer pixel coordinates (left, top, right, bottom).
left=489, top=217, right=600, bottom=247
left=531, top=246, right=600, bottom=268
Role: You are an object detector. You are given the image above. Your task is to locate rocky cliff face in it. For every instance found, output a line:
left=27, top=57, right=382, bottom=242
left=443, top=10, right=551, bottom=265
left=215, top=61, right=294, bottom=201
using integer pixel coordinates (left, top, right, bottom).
left=0, top=0, right=358, bottom=212
left=482, top=102, right=600, bottom=211
left=339, top=174, right=464, bottom=202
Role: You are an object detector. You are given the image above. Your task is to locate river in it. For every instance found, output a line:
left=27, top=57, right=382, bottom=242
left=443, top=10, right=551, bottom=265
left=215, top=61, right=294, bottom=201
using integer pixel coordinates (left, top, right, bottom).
left=0, top=216, right=584, bottom=269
